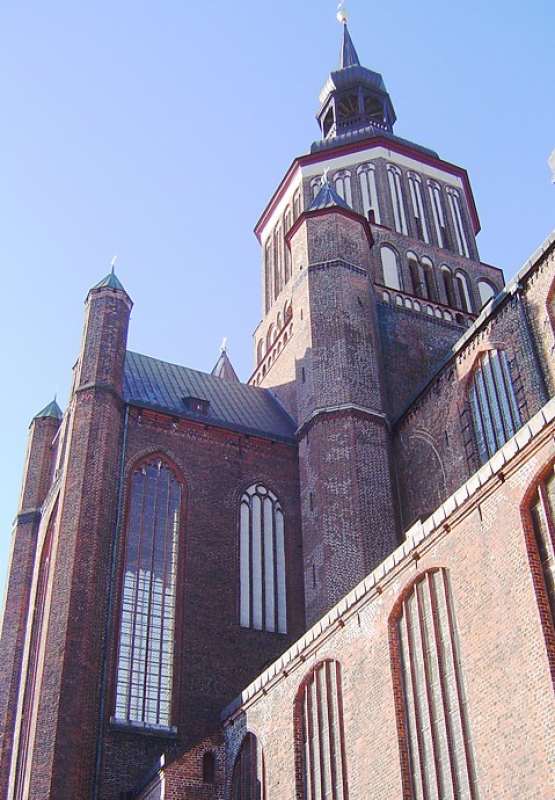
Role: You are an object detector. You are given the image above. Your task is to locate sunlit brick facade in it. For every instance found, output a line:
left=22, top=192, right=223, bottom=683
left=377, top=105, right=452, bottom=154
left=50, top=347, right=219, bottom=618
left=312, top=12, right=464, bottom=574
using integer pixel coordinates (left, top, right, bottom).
left=1, top=18, right=554, bottom=800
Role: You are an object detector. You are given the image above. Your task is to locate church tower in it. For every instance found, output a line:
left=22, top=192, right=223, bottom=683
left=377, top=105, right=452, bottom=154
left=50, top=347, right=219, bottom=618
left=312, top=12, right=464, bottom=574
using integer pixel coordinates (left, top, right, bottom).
left=249, top=11, right=504, bottom=623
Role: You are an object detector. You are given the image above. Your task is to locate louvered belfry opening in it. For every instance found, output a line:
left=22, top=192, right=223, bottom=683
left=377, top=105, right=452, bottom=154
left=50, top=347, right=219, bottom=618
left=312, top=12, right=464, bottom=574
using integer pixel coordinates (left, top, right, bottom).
left=392, top=569, right=478, bottom=800
left=231, top=734, right=263, bottom=800
left=297, top=660, right=348, bottom=800
left=114, top=459, right=182, bottom=727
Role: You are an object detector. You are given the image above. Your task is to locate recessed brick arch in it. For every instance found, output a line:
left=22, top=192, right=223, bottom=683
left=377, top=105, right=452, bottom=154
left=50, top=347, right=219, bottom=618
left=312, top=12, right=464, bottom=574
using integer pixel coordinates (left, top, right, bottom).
left=293, top=659, right=348, bottom=800
left=520, top=457, right=555, bottom=691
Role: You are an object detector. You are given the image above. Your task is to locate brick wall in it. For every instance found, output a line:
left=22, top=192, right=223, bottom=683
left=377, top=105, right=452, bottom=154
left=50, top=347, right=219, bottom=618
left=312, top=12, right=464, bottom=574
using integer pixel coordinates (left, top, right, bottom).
left=97, top=407, right=304, bottom=799
left=221, top=411, right=555, bottom=800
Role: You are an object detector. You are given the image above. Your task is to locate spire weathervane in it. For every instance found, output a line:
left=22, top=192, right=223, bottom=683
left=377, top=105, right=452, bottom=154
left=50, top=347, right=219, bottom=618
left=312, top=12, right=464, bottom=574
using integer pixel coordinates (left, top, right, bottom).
left=220, top=336, right=228, bottom=353
left=337, top=2, right=348, bottom=24
left=110, top=255, right=118, bottom=274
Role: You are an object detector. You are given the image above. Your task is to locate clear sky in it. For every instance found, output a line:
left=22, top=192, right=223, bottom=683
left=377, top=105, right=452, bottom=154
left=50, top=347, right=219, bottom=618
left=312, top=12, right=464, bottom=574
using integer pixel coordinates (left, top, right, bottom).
left=0, top=0, right=553, bottom=597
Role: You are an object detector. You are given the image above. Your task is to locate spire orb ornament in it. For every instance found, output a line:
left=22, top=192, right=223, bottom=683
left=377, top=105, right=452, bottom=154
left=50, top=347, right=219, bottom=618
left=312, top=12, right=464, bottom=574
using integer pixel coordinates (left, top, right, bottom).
left=337, top=2, right=348, bottom=24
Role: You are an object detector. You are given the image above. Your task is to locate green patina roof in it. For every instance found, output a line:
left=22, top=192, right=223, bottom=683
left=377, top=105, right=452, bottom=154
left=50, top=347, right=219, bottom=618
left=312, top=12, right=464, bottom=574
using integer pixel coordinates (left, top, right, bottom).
left=91, top=268, right=126, bottom=292
left=34, top=399, right=63, bottom=421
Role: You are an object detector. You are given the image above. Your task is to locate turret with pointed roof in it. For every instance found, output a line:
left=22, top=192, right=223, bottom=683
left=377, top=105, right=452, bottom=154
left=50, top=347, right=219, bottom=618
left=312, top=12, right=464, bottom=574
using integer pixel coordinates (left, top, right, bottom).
left=33, top=398, right=63, bottom=421
left=211, top=340, right=240, bottom=382
left=315, top=15, right=396, bottom=148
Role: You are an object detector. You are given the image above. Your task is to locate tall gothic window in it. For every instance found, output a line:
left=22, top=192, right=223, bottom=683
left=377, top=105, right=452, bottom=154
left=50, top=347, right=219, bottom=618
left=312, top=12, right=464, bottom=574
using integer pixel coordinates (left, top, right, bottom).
left=528, top=466, right=555, bottom=654
left=408, top=174, right=429, bottom=243
left=240, top=484, right=287, bottom=633
left=296, top=660, right=348, bottom=800
left=381, top=245, right=402, bottom=291
left=447, top=188, right=470, bottom=258
left=391, top=569, right=478, bottom=800
left=114, top=459, right=182, bottom=728
left=387, top=165, right=408, bottom=235
left=357, top=163, right=380, bottom=223
left=468, top=349, right=521, bottom=463
left=334, top=171, right=353, bottom=206
left=311, top=177, right=322, bottom=199
left=232, top=734, right=264, bottom=800
left=428, top=181, right=449, bottom=250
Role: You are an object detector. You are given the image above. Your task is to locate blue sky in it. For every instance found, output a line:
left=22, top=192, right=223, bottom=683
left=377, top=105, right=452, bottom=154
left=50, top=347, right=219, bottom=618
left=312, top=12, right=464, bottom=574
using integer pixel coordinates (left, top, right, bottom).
left=0, top=0, right=553, bottom=596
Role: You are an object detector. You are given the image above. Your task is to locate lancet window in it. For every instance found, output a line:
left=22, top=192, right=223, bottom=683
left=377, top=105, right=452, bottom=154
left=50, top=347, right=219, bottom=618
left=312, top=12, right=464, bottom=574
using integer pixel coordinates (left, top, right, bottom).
left=428, top=181, right=449, bottom=250
left=447, top=188, right=470, bottom=258
left=391, top=569, right=478, bottom=800
left=357, top=163, right=380, bottom=223
left=334, top=170, right=353, bottom=206
left=240, top=484, right=287, bottom=633
left=408, top=173, right=430, bottom=243
left=455, top=271, right=473, bottom=313
left=468, top=349, right=521, bottom=463
left=296, top=660, right=348, bottom=800
left=387, top=165, right=408, bottom=235
left=114, top=459, right=182, bottom=728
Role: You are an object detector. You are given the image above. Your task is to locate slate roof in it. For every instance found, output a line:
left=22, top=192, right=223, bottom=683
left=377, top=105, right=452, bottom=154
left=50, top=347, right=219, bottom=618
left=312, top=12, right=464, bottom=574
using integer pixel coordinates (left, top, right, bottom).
left=340, top=24, right=360, bottom=69
left=123, top=351, right=296, bottom=442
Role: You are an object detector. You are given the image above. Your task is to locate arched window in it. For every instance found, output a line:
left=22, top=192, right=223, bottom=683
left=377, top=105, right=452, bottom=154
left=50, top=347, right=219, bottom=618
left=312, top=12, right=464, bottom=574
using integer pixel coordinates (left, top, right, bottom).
left=407, top=252, right=421, bottom=296
left=408, top=173, right=429, bottom=243
left=391, top=570, right=478, bottom=799
left=477, top=279, right=496, bottom=308
left=114, top=459, right=182, bottom=727
left=231, top=734, right=264, bottom=800
left=293, top=189, right=302, bottom=220
left=274, top=228, right=283, bottom=298
left=527, top=465, right=555, bottom=659
left=284, top=207, right=293, bottom=284
left=311, top=177, right=322, bottom=199
left=441, top=266, right=456, bottom=307
left=334, top=170, right=352, bottom=206
left=381, top=245, right=401, bottom=290
left=256, top=340, right=265, bottom=365
left=240, top=484, right=286, bottom=633
left=446, top=188, right=470, bottom=258
left=469, top=349, right=521, bottom=463
left=421, top=256, right=436, bottom=301
left=266, top=326, right=274, bottom=350
left=357, top=164, right=380, bottom=223
left=387, top=165, right=408, bottom=235
left=455, top=271, right=473, bottom=313
left=203, top=751, right=216, bottom=784
left=296, top=660, right=348, bottom=800
left=264, top=241, right=272, bottom=314
left=284, top=301, right=293, bottom=323
left=427, top=181, right=449, bottom=250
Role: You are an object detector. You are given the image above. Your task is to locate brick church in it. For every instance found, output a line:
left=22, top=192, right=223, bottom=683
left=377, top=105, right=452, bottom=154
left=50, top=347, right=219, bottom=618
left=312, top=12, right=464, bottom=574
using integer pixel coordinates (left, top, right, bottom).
left=1, top=10, right=554, bottom=800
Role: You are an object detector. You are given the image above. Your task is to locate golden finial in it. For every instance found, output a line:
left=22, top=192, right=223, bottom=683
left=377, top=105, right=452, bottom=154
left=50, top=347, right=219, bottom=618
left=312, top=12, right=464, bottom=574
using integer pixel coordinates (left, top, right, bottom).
left=337, top=1, right=348, bottom=24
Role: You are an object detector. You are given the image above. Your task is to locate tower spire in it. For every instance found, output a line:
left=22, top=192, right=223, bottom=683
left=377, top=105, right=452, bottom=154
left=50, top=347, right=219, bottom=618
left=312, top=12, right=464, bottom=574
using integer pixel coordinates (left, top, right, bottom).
left=337, top=4, right=360, bottom=69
